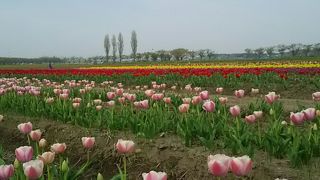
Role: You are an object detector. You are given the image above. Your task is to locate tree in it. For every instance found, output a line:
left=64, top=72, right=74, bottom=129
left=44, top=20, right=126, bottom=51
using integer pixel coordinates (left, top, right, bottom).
left=131, top=31, right=138, bottom=62
left=254, top=48, right=265, bottom=59
left=198, top=49, right=206, bottom=60
left=206, top=49, right=215, bottom=60
left=104, top=35, right=110, bottom=63
left=288, top=44, right=301, bottom=57
left=313, top=43, right=320, bottom=56
left=244, top=48, right=253, bottom=58
left=171, top=48, right=189, bottom=61
left=188, top=50, right=196, bottom=60
left=112, top=35, right=117, bottom=62
left=266, top=47, right=274, bottom=58
left=302, top=44, right=312, bottom=57
left=118, top=33, right=124, bottom=62
left=150, top=52, right=159, bottom=61
left=277, top=45, right=287, bottom=57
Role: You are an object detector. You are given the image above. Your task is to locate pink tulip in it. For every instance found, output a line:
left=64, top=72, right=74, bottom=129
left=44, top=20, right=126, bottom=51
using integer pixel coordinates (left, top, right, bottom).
left=207, top=154, right=231, bottom=177
left=140, top=100, right=149, bottom=109
left=29, top=129, right=42, bottom=141
left=17, top=122, right=33, bottom=134
left=145, top=90, right=155, bottom=97
left=23, top=160, right=44, bottom=180
left=106, top=100, right=116, bottom=107
left=59, top=93, right=69, bottom=100
left=72, top=97, right=82, bottom=103
left=253, top=111, right=263, bottom=119
left=251, top=88, right=259, bottom=94
left=107, top=92, right=116, bottom=99
left=163, top=97, right=171, bottom=104
left=216, top=87, right=224, bottom=94
left=116, top=88, right=123, bottom=96
left=194, top=87, right=201, bottom=92
left=53, top=89, right=61, bottom=95
left=126, top=94, right=136, bottom=102
left=265, top=92, right=280, bottom=104
left=185, top=84, right=192, bottom=91
left=245, top=115, right=256, bottom=123
left=312, top=92, right=320, bottom=101
left=38, top=152, right=55, bottom=164
left=229, top=105, right=241, bottom=117
left=116, top=139, right=135, bottom=154
left=142, top=171, right=167, bottom=180
left=79, top=88, right=86, bottom=94
left=45, top=97, right=54, bottom=104
left=39, top=139, right=47, bottom=148
left=93, top=99, right=102, bottom=105
left=72, top=102, right=80, bottom=108
left=51, top=143, right=67, bottom=154
left=62, top=89, right=70, bottom=94
left=303, top=108, right=316, bottom=121
left=151, top=93, right=164, bottom=101
left=160, top=83, right=166, bottom=89
left=82, top=137, right=95, bottom=149
left=230, top=155, right=252, bottom=176
left=218, top=97, right=228, bottom=105
left=179, top=104, right=190, bottom=113
left=234, top=89, right=245, bottom=98
left=0, top=165, right=14, bottom=180
left=192, top=96, right=202, bottom=105
left=118, top=97, right=126, bottom=104
left=15, top=146, right=33, bottom=163
left=202, top=100, right=215, bottom=112
left=199, top=91, right=209, bottom=100
left=96, top=105, right=103, bottom=111
left=182, top=98, right=191, bottom=104
left=290, top=112, right=305, bottom=125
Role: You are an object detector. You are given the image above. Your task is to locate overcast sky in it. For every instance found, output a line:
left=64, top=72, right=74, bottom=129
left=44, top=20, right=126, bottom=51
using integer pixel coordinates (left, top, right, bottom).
left=0, top=0, right=319, bottom=58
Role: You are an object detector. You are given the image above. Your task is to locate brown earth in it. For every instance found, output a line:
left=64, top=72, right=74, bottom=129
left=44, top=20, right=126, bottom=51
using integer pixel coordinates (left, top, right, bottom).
left=1, top=113, right=320, bottom=180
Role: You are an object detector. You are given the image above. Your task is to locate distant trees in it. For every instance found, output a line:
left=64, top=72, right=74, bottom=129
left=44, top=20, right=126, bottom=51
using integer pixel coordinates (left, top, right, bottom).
left=118, top=33, right=124, bottom=62
left=265, top=47, right=274, bottom=57
left=131, top=31, right=138, bottom=62
left=112, top=35, right=117, bottom=62
left=206, top=49, right=215, bottom=60
left=198, top=49, right=206, bottom=60
left=171, top=48, right=189, bottom=60
left=104, top=35, right=110, bottom=63
left=189, top=50, right=196, bottom=60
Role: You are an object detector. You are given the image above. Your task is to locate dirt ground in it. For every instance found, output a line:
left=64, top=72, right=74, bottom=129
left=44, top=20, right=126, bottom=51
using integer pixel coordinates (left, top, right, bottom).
left=1, top=113, right=320, bottom=180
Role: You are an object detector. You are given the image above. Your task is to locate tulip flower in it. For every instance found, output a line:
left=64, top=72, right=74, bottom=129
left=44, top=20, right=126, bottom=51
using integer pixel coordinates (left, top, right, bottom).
left=96, top=105, right=103, bottom=111
left=82, top=137, right=95, bottom=149
left=93, top=99, right=102, bottom=105
left=126, top=94, right=136, bottom=102
left=179, top=104, right=190, bottom=113
left=59, top=93, right=69, bottom=100
left=290, top=112, right=305, bottom=125
left=106, top=100, right=116, bottom=107
left=51, top=143, right=67, bottom=154
left=312, top=92, right=320, bottom=101
left=265, top=92, right=280, bottom=104
left=207, top=154, right=231, bottom=177
left=171, top=86, right=177, bottom=90
left=140, top=100, right=149, bottom=109
left=182, top=98, right=191, bottom=104
left=199, top=90, right=209, bottom=100
left=116, top=88, right=124, bottom=96
left=29, top=129, right=42, bottom=141
left=185, top=84, right=192, bottom=91
left=79, top=88, right=86, bottom=94
left=0, top=115, right=3, bottom=122
left=23, top=160, right=44, bottom=180
left=218, top=97, right=228, bottom=105
left=72, top=102, right=81, bottom=108
left=302, top=108, right=316, bottom=121
left=202, top=100, right=215, bottom=112
left=251, top=88, right=259, bottom=94
left=145, top=90, right=155, bottom=97
left=191, top=96, right=202, bottom=105
left=317, top=110, right=320, bottom=117
left=72, top=97, right=82, bottom=103
left=39, top=139, right=47, bottom=148
left=38, top=152, right=55, bottom=164
left=17, top=122, right=33, bottom=134
left=194, top=87, right=201, bottom=92
left=229, top=105, right=241, bottom=117
left=97, top=173, right=104, bottom=180
left=230, top=155, right=253, bottom=176
left=116, top=139, right=135, bottom=154
left=142, top=171, right=167, bottom=180
left=216, top=87, right=224, bottom=94
left=107, top=92, right=116, bottom=99
left=62, top=89, right=70, bottom=94
left=163, top=97, right=171, bottom=104
left=118, top=97, right=126, bottom=104
left=0, top=164, right=14, bottom=180
left=45, top=97, right=54, bottom=104
left=234, top=89, right=245, bottom=98
left=245, top=115, right=256, bottom=123
left=15, top=146, right=33, bottom=163
left=151, top=93, right=164, bottom=101
left=253, top=111, right=263, bottom=119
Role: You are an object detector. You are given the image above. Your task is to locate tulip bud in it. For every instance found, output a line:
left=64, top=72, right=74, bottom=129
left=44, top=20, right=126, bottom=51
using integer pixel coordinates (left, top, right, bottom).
left=316, top=110, right=320, bottom=117
left=269, top=108, right=274, bottom=115
left=39, top=139, right=47, bottom=148
left=14, top=159, right=19, bottom=169
left=0, top=115, right=4, bottom=122
left=97, top=173, right=104, bottom=180
left=61, top=160, right=69, bottom=172
left=312, top=124, right=318, bottom=131
left=281, top=121, right=288, bottom=125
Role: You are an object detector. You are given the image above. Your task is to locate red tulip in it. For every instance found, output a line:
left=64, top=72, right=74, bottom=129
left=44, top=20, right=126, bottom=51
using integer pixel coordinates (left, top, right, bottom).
left=51, top=143, right=66, bottom=154
left=290, top=112, right=305, bottom=125
left=82, top=137, right=95, bottom=149
left=199, top=90, right=209, bottom=100
left=116, top=139, right=135, bottom=154
left=23, top=160, right=44, bottom=180
left=234, top=90, right=245, bottom=98
left=142, top=171, right=167, bottom=180
left=17, top=122, right=33, bottom=134
left=0, top=165, right=14, bottom=180
left=302, top=108, right=316, bottom=121
left=208, top=154, right=231, bottom=177
left=179, top=104, right=190, bottom=113
left=229, top=105, right=241, bottom=117
left=29, top=129, right=42, bottom=141
left=230, top=155, right=253, bottom=176
left=202, top=100, right=215, bottom=112
left=265, top=92, right=280, bottom=104
left=245, top=115, right=256, bottom=123
left=15, top=146, right=33, bottom=163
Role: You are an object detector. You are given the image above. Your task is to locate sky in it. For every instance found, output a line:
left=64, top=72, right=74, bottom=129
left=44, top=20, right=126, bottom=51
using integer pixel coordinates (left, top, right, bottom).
left=0, top=0, right=320, bottom=58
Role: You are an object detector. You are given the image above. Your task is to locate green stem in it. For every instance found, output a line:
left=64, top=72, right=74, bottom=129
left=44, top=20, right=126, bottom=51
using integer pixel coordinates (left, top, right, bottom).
left=123, top=155, right=127, bottom=180
left=47, top=165, right=52, bottom=180
left=27, top=135, right=31, bottom=146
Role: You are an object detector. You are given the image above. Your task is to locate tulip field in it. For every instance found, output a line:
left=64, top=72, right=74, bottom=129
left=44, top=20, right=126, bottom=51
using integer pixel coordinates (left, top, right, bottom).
left=0, top=61, right=320, bottom=179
